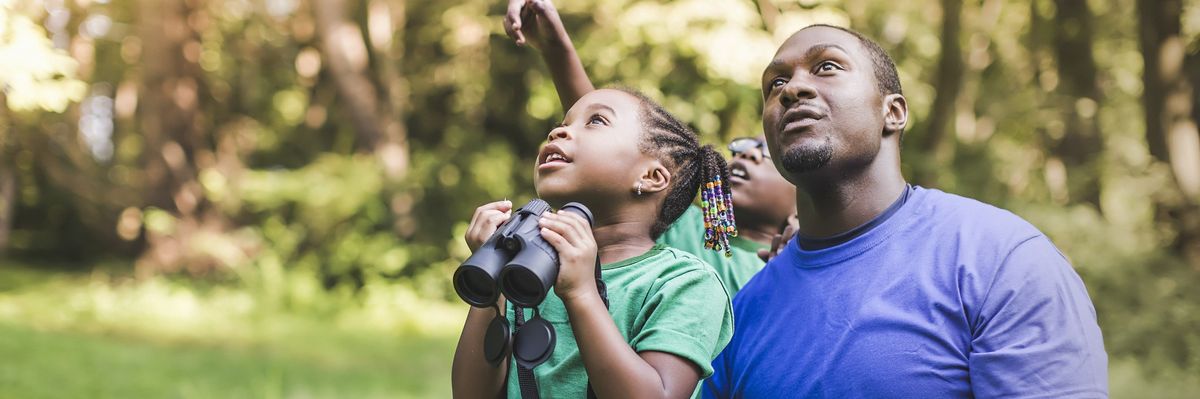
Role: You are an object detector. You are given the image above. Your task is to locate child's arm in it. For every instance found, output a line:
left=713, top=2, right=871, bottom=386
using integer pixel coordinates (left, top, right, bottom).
left=540, top=212, right=703, bottom=398
left=505, top=0, right=595, bottom=111
left=451, top=201, right=514, bottom=399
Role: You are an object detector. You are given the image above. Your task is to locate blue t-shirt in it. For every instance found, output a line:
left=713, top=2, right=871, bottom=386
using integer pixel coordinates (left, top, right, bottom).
left=703, top=186, right=1108, bottom=398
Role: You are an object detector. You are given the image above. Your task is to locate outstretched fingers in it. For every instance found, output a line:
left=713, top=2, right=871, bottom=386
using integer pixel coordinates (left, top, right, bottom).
left=504, top=0, right=527, bottom=45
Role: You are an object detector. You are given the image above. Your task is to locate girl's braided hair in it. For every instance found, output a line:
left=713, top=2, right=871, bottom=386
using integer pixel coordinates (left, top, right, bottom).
left=612, top=87, right=737, bottom=255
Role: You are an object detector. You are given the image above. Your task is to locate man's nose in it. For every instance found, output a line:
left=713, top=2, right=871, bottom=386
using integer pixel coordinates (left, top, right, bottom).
left=780, top=75, right=817, bottom=108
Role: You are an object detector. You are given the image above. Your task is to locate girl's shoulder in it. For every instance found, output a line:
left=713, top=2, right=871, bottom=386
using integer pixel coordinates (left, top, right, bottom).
left=655, top=245, right=718, bottom=274
left=606, top=244, right=727, bottom=296
left=616, top=244, right=718, bottom=274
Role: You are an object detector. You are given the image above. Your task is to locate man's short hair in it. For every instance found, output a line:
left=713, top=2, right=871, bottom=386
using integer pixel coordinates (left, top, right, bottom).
left=805, top=24, right=903, bottom=97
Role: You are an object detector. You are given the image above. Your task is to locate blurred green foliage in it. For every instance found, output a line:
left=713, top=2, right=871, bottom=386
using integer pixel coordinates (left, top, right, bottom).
left=1, top=0, right=1200, bottom=396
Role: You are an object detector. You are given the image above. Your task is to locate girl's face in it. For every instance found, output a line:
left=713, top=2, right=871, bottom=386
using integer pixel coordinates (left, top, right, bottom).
left=534, top=89, right=653, bottom=206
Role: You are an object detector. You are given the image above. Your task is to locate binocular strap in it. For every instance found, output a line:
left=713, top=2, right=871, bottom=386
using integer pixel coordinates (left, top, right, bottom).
left=514, top=306, right=542, bottom=399
left=513, top=257, right=609, bottom=399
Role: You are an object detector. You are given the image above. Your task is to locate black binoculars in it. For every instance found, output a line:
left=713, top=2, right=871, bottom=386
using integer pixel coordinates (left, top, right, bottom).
left=454, top=199, right=594, bottom=308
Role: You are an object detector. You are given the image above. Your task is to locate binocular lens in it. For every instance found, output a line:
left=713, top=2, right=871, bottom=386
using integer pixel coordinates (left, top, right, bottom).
left=456, top=268, right=497, bottom=306
left=502, top=268, right=544, bottom=306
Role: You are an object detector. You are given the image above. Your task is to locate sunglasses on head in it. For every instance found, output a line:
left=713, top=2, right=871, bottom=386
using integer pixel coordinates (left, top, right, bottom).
left=728, top=137, right=770, bottom=159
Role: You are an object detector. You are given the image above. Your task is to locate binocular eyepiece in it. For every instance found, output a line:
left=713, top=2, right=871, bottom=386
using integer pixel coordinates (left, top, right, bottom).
left=454, top=199, right=594, bottom=308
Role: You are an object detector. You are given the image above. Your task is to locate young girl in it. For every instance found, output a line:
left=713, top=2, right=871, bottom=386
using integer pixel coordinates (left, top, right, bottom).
left=451, top=87, right=737, bottom=398
left=505, top=0, right=799, bottom=298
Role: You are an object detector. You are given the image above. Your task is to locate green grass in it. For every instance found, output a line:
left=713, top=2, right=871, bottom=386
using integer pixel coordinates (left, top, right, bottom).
left=0, top=321, right=456, bottom=399
left=0, top=261, right=463, bottom=398
left=4, top=262, right=1199, bottom=398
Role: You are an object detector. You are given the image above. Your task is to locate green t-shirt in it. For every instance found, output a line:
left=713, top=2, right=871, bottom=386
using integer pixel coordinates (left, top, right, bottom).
left=504, top=244, right=734, bottom=398
left=656, top=205, right=769, bottom=298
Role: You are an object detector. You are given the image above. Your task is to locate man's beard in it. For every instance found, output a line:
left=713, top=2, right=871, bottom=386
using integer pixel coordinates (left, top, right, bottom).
left=780, top=139, right=834, bottom=174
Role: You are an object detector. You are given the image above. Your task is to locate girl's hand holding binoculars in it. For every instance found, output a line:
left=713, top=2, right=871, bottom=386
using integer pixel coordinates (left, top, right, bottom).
left=539, top=210, right=598, bottom=304
left=465, top=200, right=513, bottom=252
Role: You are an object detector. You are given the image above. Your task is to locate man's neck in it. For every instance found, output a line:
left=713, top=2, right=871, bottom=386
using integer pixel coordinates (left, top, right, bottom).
left=792, top=153, right=907, bottom=239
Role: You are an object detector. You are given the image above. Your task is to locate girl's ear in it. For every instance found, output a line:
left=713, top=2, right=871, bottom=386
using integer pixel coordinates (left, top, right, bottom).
left=637, top=161, right=672, bottom=195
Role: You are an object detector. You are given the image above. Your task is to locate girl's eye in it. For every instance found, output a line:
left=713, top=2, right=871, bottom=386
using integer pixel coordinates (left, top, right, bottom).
left=816, top=61, right=843, bottom=74
left=588, top=115, right=608, bottom=126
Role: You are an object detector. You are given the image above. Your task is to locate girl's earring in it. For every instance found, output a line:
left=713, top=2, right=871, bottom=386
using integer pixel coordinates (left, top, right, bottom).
left=636, top=182, right=643, bottom=196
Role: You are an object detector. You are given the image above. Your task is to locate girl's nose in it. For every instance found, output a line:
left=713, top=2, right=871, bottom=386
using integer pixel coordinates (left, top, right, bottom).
left=546, top=127, right=570, bottom=142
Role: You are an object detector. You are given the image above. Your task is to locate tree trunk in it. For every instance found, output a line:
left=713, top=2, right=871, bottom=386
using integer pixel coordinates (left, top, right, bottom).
left=0, top=162, right=13, bottom=255
left=1137, top=0, right=1200, bottom=265
left=315, top=3, right=386, bottom=147
left=364, top=0, right=417, bottom=239
left=367, top=0, right=411, bottom=182
left=314, top=0, right=410, bottom=183
left=140, top=0, right=190, bottom=213
left=136, top=0, right=226, bottom=274
left=1138, top=0, right=1200, bottom=200
left=917, top=0, right=965, bottom=186
left=1050, top=0, right=1104, bottom=209
left=0, top=94, right=10, bottom=255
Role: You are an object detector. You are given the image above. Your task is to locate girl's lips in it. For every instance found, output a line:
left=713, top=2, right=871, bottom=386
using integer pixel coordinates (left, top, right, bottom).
left=537, top=159, right=570, bottom=171
left=537, top=143, right=572, bottom=165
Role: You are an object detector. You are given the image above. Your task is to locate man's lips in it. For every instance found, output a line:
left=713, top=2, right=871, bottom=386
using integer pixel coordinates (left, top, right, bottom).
left=778, top=105, right=826, bottom=134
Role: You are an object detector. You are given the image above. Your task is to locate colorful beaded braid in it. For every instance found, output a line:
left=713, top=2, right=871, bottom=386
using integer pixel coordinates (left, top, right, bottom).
left=700, top=175, right=738, bottom=257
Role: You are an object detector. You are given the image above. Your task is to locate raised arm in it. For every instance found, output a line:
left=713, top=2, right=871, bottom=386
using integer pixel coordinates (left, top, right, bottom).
left=505, top=0, right=595, bottom=111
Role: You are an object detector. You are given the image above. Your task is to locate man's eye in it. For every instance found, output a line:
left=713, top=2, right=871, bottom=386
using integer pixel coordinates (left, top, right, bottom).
left=816, top=61, right=843, bottom=73
left=770, top=78, right=787, bottom=89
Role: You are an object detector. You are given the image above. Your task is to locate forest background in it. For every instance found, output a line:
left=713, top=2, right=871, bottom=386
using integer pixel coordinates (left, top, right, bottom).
left=1, top=0, right=1198, bottom=397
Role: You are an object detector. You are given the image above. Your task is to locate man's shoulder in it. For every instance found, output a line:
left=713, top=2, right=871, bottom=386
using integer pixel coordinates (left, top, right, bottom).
left=728, top=246, right=795, bottom=310
left=913, top=186, right=1044, bottom=244
left=909, top=187, right=1074, bottom=290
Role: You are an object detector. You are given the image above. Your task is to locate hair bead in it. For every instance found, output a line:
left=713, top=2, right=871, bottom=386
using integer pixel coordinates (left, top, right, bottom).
left=700, top=147, right=734, bottom=257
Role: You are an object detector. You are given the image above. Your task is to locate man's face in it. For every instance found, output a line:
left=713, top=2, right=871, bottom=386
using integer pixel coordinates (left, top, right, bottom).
left=760, top=26, right=887, bottom=183
left=728, top=136, right=796, bottom=226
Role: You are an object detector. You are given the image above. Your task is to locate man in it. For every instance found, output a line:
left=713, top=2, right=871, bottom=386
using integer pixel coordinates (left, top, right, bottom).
left=702, top=25, right=1108, bottom=398
left=504, top=0, right=796, bottom=296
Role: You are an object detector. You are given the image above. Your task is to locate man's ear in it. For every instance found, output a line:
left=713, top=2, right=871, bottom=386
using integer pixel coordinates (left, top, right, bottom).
left=637, top=161, right=672, bottom=195
left=882, top=93, right=908, bottom=137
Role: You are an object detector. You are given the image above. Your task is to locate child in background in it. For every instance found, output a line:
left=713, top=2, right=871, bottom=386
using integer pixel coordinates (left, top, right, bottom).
left=451, top=87, right=736, bottom=398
